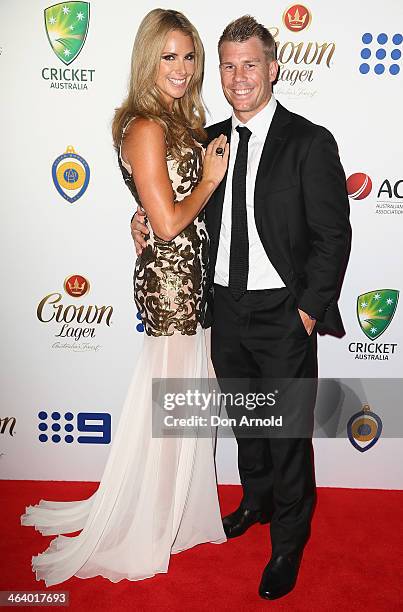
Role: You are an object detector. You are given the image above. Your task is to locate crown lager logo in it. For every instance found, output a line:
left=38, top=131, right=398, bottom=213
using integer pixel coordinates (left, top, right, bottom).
left=283, top=4, right=311, bottom=32
left=347, top=404, right=382, bottom=452
left=37, top=275, right=113, bottom=349
left=44, top=2, right=90, bottom=65
left=52, top=146, right=90, bottom=203
left=357, top=289, right=399, bottom=340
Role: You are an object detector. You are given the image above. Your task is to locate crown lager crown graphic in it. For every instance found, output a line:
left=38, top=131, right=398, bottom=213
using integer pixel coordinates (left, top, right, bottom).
left=283, top=4, right=311, bottom=33
left=68, top=277, right=86, bottom=295
left=64, top=274, right=90, bottom=298
left=288, top=7, right=306, bottom=28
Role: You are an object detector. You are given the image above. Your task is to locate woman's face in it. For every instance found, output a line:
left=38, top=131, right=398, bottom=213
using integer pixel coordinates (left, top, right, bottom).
left=156, top=30, right=195, bottom=109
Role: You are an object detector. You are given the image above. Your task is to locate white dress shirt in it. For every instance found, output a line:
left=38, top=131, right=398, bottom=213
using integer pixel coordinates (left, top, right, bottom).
left=214, top=96, right=285, bottom=289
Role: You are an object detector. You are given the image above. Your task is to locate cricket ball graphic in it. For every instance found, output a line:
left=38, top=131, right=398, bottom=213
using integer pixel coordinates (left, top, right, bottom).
left=346, top=173, right=372, bottom=200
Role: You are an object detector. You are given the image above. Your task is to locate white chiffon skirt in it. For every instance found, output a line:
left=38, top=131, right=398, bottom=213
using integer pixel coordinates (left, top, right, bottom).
left=21, top=326, right=226, bottom=587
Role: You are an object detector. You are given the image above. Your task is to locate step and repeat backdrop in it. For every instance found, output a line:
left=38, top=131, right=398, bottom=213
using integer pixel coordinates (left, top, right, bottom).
left=1, top=0, right=402, bottom=487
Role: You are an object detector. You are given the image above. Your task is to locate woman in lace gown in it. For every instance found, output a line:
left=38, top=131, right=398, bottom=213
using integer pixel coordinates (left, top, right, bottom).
left=21, top=9, right=229, bottom=586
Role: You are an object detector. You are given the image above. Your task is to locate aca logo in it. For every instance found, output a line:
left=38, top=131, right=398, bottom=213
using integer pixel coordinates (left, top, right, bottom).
left=52, top=146, right=90, bottom=203
left=359, top=32, right=402, bottom=75
left=136, top=311, right=144, bottom=333
left=376, top=179, right=403, bottom=214
left=348, top=289, right=399, bottom=360
left=44, top=2, right=89, bottom=65
left=283, top=4, right=311, bottom=33
left=37, top=274, right=113, bottom=351
left=269, top=5, right=335, bottom=96
left=347, top=404, right=382, bottom=452
left=0, top=416, right=16, bottom=436
left=41, top=2, right=95, bottom=90
left=347, top=172, right=403, bottom=215
left=37, top=410, right=111, bottom=444
left=346, top=173, right=372, bottom=200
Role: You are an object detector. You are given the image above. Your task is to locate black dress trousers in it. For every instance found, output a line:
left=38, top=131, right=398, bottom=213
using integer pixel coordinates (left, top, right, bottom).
left=211, top=284, right=318, bottom=556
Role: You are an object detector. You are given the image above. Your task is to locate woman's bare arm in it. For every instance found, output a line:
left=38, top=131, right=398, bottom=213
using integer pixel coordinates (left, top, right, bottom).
left=122, top=118, right=228, bottom=241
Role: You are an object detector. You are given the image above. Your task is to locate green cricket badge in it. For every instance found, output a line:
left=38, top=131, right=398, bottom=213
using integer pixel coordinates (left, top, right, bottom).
left=357, top=289, right=399, bottom=340
left=44, top=2, right=90, bottom=65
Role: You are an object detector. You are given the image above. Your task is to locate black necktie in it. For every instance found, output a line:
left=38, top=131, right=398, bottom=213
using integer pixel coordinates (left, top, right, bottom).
left=229, top=126, right=252, bottom=301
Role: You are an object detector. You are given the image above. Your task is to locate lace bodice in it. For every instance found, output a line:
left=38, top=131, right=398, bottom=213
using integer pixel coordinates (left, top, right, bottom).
left=118, top=119, right=209, bottom=336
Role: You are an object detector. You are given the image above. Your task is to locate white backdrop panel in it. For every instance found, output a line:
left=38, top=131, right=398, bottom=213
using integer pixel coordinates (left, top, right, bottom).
left=1, top=0, right=402, bottom=488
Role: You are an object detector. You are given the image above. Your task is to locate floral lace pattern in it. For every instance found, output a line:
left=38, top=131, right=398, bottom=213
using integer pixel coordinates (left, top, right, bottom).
left=118, top=127, right=209, bottom=336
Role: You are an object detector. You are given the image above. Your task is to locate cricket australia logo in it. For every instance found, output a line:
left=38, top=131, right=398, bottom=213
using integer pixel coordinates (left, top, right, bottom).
left=357, top=289, right=399, bottom=340
left=44, top=2, right=90, bottom=65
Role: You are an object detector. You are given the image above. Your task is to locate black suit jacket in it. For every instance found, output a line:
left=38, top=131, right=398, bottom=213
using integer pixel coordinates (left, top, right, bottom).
left=202, top=102, right=351, bottom=336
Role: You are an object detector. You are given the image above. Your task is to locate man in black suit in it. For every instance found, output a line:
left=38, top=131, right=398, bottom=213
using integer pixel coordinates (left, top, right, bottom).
left=132, top=15, right=351, bottom=601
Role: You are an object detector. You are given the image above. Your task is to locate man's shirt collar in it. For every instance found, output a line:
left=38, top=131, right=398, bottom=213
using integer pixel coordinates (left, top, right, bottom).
left=231, top=95, right=277, bottom=143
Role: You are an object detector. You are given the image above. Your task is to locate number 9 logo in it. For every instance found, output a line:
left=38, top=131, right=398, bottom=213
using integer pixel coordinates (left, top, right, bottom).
left=77, top=412, right=111, bottom=444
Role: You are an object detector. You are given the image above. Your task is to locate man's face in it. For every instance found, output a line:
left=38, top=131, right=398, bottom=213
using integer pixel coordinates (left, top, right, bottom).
left=219, top=37, right=278, bottom=122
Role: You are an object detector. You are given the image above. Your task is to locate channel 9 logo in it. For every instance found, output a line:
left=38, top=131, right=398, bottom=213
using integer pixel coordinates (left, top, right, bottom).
left=37, top=411, right=111, bottom=444
left=359, top=32, right=402, bottom=75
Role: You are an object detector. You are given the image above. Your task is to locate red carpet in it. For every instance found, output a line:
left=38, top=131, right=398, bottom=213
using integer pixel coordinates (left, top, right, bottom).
left=1, top=481, right=402, bottom=611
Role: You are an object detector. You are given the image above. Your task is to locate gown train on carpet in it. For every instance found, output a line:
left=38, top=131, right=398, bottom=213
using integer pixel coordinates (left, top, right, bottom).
left=21, top=327, right=226, bottom=586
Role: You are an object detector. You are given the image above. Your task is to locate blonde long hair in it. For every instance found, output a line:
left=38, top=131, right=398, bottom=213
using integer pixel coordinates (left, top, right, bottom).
left=112, top=9, right=207, bottom=160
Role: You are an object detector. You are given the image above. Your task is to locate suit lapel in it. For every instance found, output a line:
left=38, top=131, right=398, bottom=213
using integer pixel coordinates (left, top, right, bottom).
left=254, top=102, right=293, bottom=212
left=207, top=118, right=232, bottom=246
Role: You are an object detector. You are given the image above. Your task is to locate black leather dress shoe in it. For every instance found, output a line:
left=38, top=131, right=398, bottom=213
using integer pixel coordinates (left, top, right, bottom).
left=222, top=506, right=270, bottom=538
left=258, top=553, right=302, bottom=600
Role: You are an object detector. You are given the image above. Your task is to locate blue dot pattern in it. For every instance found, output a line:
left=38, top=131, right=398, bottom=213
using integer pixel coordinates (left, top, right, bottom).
left=38, top=411, right=75, bottom=443
left=360, top=32, right=402, bottom=75
left=375, top=63, right=385, bottom=74
left=136, top=311, right=144, bottom=333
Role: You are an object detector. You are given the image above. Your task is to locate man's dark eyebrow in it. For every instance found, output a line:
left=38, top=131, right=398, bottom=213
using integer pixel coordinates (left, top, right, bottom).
left=220, top=58, right=262, bottom=64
